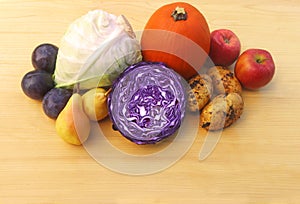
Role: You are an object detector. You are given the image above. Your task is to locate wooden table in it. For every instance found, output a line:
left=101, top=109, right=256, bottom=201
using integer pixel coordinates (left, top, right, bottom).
left=1, top=0, right=300, bottom=203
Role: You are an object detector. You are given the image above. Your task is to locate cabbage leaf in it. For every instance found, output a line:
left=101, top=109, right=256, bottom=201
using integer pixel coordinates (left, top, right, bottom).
left=54, top=10, right=142, bottom=89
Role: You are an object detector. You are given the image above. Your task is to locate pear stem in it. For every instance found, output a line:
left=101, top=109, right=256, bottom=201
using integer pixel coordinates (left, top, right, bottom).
left=104, top=88, right=112, bottom=97
left=74, top=83, right=80, bottom=94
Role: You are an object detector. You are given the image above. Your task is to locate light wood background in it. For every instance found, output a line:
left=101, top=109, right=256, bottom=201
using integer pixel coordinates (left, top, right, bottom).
left=1, top=0, right=300, bottom=203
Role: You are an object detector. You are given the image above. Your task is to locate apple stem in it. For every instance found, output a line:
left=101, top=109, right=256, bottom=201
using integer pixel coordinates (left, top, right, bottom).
left=256, top=58, right=267, bottom=63
left=224, top=38, right=230, bottom=44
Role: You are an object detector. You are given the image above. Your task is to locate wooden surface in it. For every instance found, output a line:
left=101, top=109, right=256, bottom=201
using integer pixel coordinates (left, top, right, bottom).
left=1, top=0, right=300, bottom=203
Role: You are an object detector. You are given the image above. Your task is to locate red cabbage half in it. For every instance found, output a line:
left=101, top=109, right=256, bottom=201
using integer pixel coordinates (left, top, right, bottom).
left=107, top=61, right=186, bottom=144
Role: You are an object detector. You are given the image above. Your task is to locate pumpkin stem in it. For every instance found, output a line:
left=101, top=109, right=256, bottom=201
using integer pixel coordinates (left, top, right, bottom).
left=171, top=6, right=187, bottom=21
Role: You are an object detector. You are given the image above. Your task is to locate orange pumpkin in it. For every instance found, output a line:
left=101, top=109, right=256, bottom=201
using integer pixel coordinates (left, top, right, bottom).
left=141, top=2, right=210, bottom=80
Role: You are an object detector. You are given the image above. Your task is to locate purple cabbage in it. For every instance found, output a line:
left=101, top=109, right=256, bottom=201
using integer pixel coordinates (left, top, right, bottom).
left=108, top=61, right=186, bottom=144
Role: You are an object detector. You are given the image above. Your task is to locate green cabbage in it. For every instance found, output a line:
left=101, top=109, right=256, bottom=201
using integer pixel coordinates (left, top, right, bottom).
left=54, top=10, right=142, bottom=89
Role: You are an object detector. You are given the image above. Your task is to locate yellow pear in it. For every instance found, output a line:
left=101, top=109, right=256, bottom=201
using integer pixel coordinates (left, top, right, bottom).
left=55, top=93, right=91, bottom=145
left=82, top=88, right=108, bottom=121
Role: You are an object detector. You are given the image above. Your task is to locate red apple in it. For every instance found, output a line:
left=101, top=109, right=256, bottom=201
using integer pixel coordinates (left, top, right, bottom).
left=209, top=29, right=241, bottom=67
left=234, top=48, right=275, bottom=90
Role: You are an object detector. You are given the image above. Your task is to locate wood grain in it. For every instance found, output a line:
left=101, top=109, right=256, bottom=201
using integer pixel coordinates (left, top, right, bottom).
left=0, top=0, right=300, bottom=203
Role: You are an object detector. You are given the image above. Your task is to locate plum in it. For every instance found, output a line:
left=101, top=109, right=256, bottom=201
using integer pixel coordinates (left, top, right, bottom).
left=21, top=70, right=54, bottom=100
left=42, top=88, right=73, bottom=119
left=32, top=43, right=58, bottom=74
